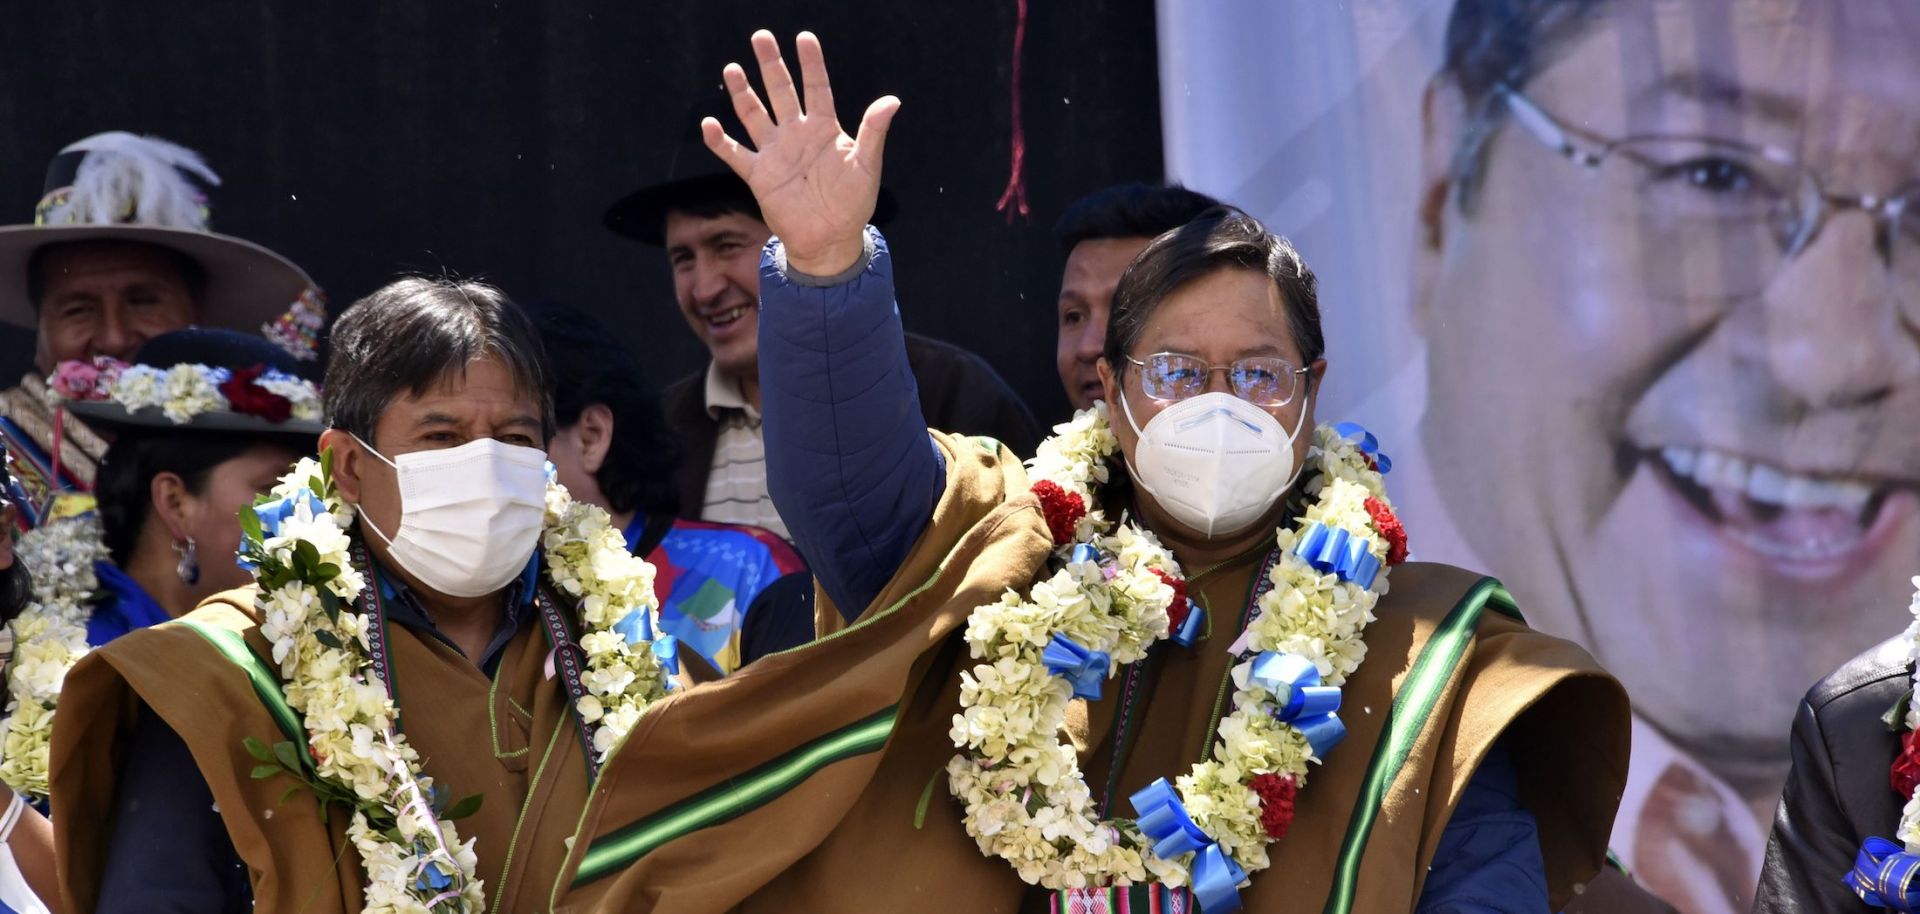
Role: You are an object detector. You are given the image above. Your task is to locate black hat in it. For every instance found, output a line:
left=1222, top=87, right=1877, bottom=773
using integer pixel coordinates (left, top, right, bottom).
left=603, top=92, right=897, bottom=246
left=58, top=328, right=325, bottom=436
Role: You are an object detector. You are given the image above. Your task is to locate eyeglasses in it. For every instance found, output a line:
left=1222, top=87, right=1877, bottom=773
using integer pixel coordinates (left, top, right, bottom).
left=1500, top=85, right=1920, bottom=315
left=1124, top=352, right=1310, bottom=407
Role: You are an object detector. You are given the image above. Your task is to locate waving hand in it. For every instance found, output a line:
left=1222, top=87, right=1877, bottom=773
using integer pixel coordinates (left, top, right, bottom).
left=702, top=30, right=900, bottom=276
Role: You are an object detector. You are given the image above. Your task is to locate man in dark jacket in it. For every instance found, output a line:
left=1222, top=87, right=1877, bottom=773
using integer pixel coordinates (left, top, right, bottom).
left=1755, top=633, right=1914, bottom=912
left=605, top=102, right=1040, bottom=541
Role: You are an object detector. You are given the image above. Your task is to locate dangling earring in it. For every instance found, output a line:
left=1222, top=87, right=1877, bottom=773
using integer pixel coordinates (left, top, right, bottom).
left=174, top=537, right=200, bottom=586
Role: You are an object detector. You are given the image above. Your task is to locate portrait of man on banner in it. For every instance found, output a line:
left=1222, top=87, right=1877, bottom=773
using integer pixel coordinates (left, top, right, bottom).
left=1408, top=2, right=1920, bottom=911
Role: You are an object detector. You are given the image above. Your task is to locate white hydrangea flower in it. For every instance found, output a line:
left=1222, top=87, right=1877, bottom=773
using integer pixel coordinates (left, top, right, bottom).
left=0, top=515, right=108, bottom=798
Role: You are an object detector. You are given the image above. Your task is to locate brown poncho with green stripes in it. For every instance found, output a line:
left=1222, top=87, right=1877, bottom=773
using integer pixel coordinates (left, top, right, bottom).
left=553, top=434, right=1630, bottom=912
left=51, top=433, right=1629, bottom=913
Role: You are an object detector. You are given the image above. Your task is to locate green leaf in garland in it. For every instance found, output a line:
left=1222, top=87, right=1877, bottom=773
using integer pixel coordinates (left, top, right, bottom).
left=278, top=784, right=303, bottom=806
left=912, top=767, right=943, bottom=830
left=251, top=764, right=283, bottom=780
left=239, top=506, right=263, bottom=548
left=293, top=540, right=321, bottom=575
left=1885, top=690, right=1914, bottom=732
left=272, top=740, right=304, bottom=773
left=243, top=736, right=275, bottom=762
left=442, top=793, right=484, bottom=820
left=319, top=588, right=343, bottom=622
left=313, top=629, right=344, bottom=650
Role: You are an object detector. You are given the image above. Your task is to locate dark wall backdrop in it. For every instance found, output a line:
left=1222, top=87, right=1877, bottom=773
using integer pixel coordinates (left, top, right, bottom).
left=0, top=0, right=1164, bottom=425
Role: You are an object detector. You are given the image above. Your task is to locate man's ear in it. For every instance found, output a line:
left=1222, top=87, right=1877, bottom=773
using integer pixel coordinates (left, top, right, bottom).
left=1414, top=76, right=1468, bottom=337
left=320, top=429, right=365, bottom=505
left=575, top=404, right=616, bottom=475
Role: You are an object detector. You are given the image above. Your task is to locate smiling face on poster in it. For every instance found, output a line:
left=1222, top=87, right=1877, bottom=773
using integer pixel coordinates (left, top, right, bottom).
left=1414, top=0, right=1920, bottom=861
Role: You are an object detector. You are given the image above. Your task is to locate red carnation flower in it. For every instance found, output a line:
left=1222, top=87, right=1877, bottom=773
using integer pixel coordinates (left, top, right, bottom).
left=219, top=364, right=294, bottom=424
left=1032, top=480, right=1087, bottom=545
left=1249, top=773, right=1298, bottom=840
left=1893, top=729, right=1920, bottom=800
left=1152, top=568, right=1193, bottom=633
left=1363, top=497, right=1409, bottom=566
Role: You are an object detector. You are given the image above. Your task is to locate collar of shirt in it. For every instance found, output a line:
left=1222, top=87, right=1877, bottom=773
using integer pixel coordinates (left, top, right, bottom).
left=1611, top=714, right=1767, bottom=889
left=374, top=547, right=543, bottom=675
left=703, top=361, right=760, bottom=421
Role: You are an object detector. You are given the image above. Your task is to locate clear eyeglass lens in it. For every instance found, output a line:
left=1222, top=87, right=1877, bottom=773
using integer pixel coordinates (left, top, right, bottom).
left=1139, top=353, right=1299, bottom=406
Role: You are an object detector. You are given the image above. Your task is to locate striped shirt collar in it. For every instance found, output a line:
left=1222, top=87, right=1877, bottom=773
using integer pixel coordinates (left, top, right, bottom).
left=703, top=361, right=760, bottom=421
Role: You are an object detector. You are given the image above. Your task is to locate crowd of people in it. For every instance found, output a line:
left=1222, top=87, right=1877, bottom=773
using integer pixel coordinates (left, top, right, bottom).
left=0, top=25, right=1905, bottom=914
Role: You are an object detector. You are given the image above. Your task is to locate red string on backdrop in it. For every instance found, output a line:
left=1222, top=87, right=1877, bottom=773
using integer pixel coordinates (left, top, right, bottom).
left=994, top=0, right=1031, bottom=223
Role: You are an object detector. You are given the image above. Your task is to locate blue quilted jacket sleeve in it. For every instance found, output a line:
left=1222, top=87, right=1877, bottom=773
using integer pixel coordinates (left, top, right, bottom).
left=1417, top=744, right=1552, bottom=913
left=757, top=228, right=944, bottom=619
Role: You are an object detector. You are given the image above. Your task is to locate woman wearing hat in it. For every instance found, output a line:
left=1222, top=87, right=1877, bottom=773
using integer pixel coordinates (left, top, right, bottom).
left=58, top=328, right=323, bottom=626
left=0, top=327, right=320, bottom=878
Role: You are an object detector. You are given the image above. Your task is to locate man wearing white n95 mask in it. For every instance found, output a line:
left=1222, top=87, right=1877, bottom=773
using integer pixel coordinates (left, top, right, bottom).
left=49, top=277, right=635, bottom=913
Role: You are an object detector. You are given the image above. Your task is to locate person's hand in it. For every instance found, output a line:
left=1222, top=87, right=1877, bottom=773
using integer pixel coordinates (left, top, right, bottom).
left=702, top=30, right=900, bottom=277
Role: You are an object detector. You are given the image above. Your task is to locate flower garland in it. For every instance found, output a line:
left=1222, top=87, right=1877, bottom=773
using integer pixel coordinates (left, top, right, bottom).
left=239, top=453, right=670, bottom=912
left=1847, top=576, right=1920, bottom=910
left=947, top=403, right=1405, bottom=909
left=0, top=513, right=107, bottom=800
left=48, top=356, right=322, bottom=425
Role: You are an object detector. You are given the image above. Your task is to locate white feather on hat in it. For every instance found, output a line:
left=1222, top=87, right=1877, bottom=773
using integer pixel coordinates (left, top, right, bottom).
left=42, top=132, right=222, bottom=230
left=0, top=131, right=314, bottom=335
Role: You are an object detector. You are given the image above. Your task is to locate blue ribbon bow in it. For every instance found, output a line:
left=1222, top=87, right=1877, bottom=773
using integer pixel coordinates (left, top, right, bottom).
left=1292, top=521, right=1381, bottom=590
left=1332, top=421, right=1391, bottom=474
left=240, top=488, right=330, bottom=570
left=1068, top=542, right=1100, bottom=566
left=1042, top=634, right=1111, bottom=701
left=1849, top=837, right=1920, bottom=910
left=1130, top=778, right=1246, bottom=914
left=615, top=608, right=682, bottom=686
left=413, top=857, right=455, bottom=893
left=1238, top=651, right=1346, bottom=758
left=251, top=488, right=327, bottom=540
left=1170, top=603, right=1206, bottom=648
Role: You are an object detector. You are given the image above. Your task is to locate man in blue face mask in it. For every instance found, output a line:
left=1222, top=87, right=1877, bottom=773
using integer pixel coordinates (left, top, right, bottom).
left=49, top=278, right=650, bottom=913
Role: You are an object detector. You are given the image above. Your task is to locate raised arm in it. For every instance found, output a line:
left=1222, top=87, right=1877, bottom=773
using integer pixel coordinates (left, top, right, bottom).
left=702, top=31, right=941, bottom=618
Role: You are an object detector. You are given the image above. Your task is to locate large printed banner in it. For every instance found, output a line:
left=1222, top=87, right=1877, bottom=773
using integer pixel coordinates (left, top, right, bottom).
left=1158, top=1, right=1920, bottom=911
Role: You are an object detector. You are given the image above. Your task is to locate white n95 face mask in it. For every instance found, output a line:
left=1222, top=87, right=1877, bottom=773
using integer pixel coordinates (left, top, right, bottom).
left=353, top=435, right=549, bottom=598
left=1120, top=389, right=1310, bottom=538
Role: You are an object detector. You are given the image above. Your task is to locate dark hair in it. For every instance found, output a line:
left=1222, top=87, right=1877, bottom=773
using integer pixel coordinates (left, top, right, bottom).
left=1053, top=183, right=1225, bottom=256
left=1441, top=0, right=1606, bottom=209
left=664, top=180, right=764, bottom=228
left=0, top=562, right=30, bottom=623
left=26, top=240, right=209, bottom=310
left=96, top=431, right=265, bottom=567
left=1105, top=207, right=1324, bottom=371
left=324, top=277, right=554, bottom=445
left=523, top=300, right=681, bottom=517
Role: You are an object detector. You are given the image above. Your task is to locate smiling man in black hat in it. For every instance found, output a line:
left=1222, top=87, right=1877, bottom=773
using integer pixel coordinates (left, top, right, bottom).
left=605, top=100, right=1040, bottom=544
left=0, top=132, right=319, bottom=530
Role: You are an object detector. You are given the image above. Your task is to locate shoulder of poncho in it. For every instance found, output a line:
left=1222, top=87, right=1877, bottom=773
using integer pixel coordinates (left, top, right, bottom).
left=174, top=586, right=266, bottom=634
